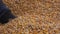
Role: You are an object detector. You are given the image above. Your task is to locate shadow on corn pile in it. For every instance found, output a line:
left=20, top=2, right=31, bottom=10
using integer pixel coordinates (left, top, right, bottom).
left=0, top=0, right=16, bottom=24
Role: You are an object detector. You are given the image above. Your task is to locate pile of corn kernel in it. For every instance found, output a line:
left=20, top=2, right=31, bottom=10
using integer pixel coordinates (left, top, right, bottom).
left=0, top=0, right=60, bottom=34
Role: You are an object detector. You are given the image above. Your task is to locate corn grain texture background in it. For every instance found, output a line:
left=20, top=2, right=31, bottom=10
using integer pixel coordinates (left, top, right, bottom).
left=0, top=0, right=60, bottom=34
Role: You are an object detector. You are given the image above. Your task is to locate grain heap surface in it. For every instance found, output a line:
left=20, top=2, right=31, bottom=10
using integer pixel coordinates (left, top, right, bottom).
left=0, top=0, right=60, bottom=34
